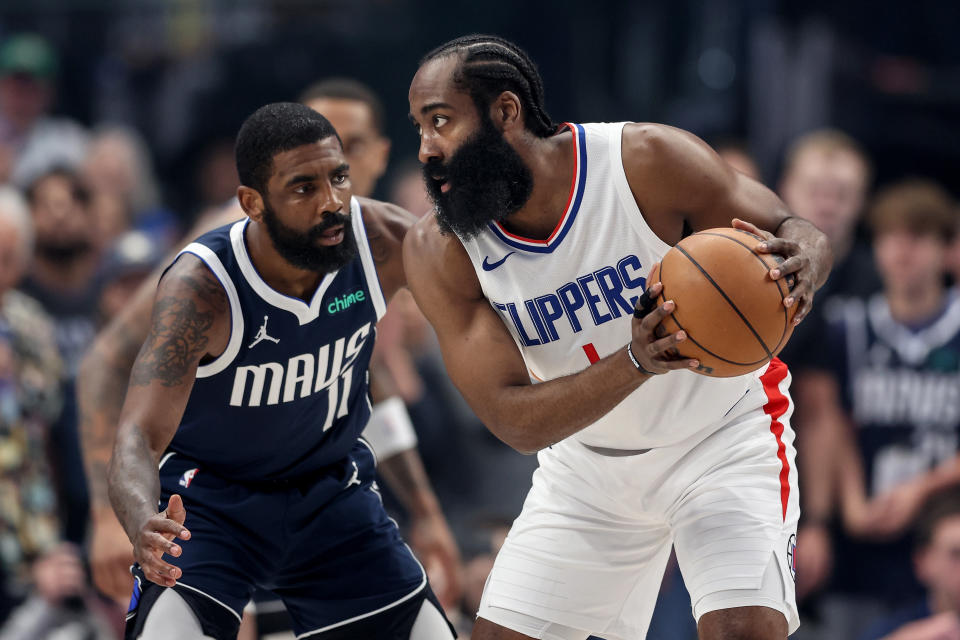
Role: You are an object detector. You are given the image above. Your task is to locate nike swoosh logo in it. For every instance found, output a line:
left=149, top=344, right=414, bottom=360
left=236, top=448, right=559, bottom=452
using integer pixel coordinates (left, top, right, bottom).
left=482, top=252, right=516, bottom=271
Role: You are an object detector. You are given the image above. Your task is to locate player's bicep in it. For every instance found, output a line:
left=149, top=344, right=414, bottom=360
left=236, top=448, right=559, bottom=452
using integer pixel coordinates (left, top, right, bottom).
left=120, top=257, right=229, bottom=452
left=623, top=124, right=787, bottom=234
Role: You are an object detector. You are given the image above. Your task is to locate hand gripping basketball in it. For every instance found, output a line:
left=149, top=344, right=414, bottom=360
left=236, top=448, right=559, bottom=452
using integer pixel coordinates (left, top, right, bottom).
left=732, top=218, right=811, bottom=324
left=629, top=272, right=700, bottom=375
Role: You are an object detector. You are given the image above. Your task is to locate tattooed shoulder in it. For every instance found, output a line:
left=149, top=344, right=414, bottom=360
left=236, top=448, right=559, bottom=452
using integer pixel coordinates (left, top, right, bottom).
left=129, top=257, right=228, bottom=388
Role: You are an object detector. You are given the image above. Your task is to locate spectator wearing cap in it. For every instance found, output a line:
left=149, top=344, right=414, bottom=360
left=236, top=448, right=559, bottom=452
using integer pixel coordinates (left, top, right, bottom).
left=859, top=489, right=960, bottom=640
left=95, top=230, right=163, bottom=324
left=0, top=34, right=88, bottom=187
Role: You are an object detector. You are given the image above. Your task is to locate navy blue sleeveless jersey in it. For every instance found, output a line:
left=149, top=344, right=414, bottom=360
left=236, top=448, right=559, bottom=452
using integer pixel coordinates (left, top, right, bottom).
left=824, top=289, right=960, bottom=601
left=168, top=197, right=386, bottom=482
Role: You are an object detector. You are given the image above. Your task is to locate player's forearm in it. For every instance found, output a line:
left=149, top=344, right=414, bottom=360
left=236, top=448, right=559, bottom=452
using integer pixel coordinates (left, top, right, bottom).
left=378, top=449, right=442, bottom=518
left=108, top=422, right=164, bottom=542
left=476, top=348, right=647, bottom=454
left=776, top=217, right=833, bottom=290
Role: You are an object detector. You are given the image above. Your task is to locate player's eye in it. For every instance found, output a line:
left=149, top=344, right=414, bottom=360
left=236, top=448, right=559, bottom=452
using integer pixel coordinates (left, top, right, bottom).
left=333, top=174, right=349, bottom=186
left=294, top=183, right=315, bottom=194
left=432, top=115, right=448, bottom=128
left=412, top=122, right=422, bottom=137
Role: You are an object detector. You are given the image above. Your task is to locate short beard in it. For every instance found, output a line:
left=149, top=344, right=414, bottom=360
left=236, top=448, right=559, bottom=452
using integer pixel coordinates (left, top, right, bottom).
left=423, top=112, right=533, bottom=240
left=260, top=202, right=358, bottom=273
left=35, top=239, right=93, bottom=265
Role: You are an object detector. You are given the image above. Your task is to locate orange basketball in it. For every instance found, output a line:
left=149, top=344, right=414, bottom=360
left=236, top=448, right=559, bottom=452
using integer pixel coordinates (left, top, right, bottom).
left=650, top=227, right=797, bottom=377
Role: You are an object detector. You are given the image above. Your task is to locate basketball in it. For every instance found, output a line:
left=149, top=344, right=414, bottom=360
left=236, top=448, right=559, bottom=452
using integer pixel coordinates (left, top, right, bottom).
left=650, top=227, right=797, bottom=377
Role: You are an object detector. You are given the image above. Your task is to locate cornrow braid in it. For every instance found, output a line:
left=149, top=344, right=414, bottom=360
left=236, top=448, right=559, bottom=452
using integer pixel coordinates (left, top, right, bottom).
left=421, top=34, right=556, bottom=138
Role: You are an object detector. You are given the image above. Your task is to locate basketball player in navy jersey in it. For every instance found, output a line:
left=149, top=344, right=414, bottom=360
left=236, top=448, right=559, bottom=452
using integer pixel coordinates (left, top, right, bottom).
left=108, top=103, right=456, bottom=640
left=404, top=36, right=833, bottom=639
left=80, top=80, right=461, bottom=625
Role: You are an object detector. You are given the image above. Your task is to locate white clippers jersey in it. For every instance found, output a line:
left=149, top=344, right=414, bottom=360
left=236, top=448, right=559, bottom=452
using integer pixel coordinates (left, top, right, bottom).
left=458, top=122, right=772, bottom=450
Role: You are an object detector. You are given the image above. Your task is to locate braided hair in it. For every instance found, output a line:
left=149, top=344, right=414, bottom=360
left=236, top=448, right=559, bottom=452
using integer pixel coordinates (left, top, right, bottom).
left=420, top=35, right=556, bottom=138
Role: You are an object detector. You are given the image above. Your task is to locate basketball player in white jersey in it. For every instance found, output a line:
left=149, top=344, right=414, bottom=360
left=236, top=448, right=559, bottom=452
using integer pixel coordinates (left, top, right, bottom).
left=404, top=35, right=833, bottom=640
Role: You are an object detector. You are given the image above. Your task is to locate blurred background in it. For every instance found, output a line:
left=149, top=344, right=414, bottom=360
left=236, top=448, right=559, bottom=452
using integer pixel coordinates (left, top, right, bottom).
left=0, top=1, right=958, bottom=639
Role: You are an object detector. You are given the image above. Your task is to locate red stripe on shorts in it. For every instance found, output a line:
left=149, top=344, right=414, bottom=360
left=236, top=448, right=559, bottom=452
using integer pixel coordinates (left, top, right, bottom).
left=760, top=358, right=790, bottom=521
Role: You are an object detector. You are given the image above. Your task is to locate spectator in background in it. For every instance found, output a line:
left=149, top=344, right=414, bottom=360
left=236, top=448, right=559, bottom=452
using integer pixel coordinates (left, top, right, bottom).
left=94, top=231, right=163, bottom=324
left=778, top=130, right=879, bottom=305
left=19, top=167, right=103, bottom=548
left=389, top=157, right=434, bottom=217
left=714, top=139, right=762, bottom=181
left=82, top=126, right=179, bottom=250
left=299, top=78, right=391, bottom=199
left=20, top=168, right=101, bottom=376
left=799, top=179, right=960, bottom=640
left=0, top=187, right=113, bottom=638
left=778, top=129, right=881, bottom=603
left=0, top=34, right=88, bottom=187
left=860, top=489, right=960, bottom=640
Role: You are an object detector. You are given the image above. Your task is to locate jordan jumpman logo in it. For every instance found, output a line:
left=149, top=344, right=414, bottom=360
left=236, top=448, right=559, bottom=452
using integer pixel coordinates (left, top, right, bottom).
left=345, top=461, right=361, bottom=489
left=248, top=316, right=280, bottom=349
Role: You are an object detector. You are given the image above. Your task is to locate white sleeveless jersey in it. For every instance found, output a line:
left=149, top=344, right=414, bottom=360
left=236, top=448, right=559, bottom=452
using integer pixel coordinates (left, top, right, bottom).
left=458, top=122, right=772, bottom=449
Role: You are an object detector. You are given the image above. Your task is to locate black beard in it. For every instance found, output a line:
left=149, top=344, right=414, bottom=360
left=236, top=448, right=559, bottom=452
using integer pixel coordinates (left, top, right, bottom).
left=35, top=239, right=93, bottom=264
left=423, top=113, right=533, bottom=239
left=261, top=202, right=358, bottom=273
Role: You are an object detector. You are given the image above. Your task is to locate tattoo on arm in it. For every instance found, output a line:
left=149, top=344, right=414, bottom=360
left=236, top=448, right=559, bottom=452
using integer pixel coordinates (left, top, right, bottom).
left=129, top=271, right=225, bottom=388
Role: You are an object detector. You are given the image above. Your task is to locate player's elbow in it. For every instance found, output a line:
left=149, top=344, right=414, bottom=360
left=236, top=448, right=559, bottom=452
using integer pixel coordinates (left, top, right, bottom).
left=486, top=419, right=549, bottom=455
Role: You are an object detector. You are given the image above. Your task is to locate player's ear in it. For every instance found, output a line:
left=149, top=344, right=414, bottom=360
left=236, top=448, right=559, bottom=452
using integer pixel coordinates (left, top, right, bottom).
left=237, top=186, right=265, bottom=222
left=492, top=91, right=522, bottom=131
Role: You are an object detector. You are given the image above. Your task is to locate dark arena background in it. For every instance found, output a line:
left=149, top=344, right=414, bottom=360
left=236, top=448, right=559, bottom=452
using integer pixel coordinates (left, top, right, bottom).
left=0, top=1, right=958, bottom=639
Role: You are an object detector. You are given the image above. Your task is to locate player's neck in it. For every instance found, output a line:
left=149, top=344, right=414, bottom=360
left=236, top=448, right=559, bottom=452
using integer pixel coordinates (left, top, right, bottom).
left=245, top=223, right=324, bottom=301
left=498, top=129, right=575, bottom=240
left=886, top=281, right=945, bottom=327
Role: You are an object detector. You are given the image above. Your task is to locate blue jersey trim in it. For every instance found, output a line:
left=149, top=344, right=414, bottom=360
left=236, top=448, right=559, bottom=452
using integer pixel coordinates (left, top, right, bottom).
left=487, top=123, right=588, bottom=254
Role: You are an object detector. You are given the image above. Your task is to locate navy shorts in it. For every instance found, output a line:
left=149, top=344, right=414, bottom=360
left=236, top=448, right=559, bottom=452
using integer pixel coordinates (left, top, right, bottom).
left=125, top=440, right=446, bottom=639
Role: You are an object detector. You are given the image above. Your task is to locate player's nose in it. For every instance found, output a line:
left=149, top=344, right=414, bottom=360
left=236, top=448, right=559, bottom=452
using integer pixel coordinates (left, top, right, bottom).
left=316, top=181, right=345, bottom=213
left=417, top=132, right=443, bottom=165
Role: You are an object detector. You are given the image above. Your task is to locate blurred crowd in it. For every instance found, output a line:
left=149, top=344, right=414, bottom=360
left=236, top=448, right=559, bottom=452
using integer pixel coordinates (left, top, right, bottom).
left=0, top=24, right=957, bottom=640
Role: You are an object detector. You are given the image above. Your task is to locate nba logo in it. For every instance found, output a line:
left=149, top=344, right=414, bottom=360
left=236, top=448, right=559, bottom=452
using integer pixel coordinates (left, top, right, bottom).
left=179, top=468, right=199, bottom=488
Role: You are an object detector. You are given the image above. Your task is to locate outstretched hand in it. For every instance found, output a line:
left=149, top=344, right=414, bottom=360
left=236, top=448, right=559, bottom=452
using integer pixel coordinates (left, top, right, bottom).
left=133, top=494, right=191, bottom=587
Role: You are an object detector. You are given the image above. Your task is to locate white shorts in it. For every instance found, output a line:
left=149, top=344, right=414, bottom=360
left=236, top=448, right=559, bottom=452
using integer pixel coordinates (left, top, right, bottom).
left=478, top=373, right=799, bottom=640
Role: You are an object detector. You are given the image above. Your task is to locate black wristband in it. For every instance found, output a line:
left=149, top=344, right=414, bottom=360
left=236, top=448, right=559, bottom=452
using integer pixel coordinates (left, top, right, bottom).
left=626, top=343, right=657, bottom=376
left=774, top=216, right=797, bottom=235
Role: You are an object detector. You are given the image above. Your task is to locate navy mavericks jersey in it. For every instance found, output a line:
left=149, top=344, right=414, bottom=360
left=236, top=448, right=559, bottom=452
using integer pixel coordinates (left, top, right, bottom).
left=168, top=197, right=386, bottom=482
left=827, top=290, right=960, bottom=497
